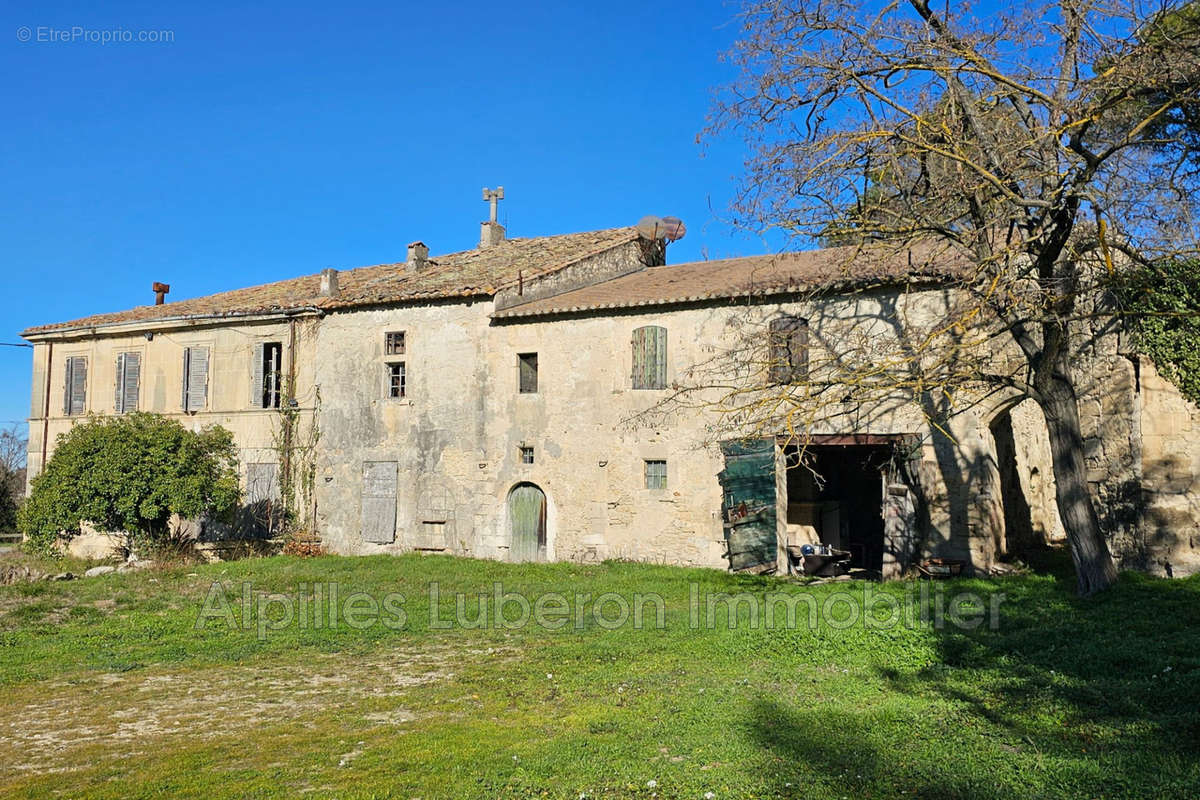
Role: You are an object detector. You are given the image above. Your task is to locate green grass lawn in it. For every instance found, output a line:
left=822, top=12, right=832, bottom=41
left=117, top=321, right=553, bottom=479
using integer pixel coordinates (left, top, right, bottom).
left=1, top=552, right=1197, bottom=799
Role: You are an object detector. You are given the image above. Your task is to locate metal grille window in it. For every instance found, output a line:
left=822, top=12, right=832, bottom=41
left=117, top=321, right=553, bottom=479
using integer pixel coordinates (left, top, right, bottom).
left=520, top=446, right=535, bottom=465
left=644, top=459, right=667, bottom=490
left=631, top=325, right=667, bottom=389
left=114, top=352, right=141, bottom=413
left=182, top=347, right=210, bottom=412
left=768, top=316, right=810, bottom=384
left=385, top=331, right=406, bottom=355
left=387, top=362, right=406, bottom=399
left=252, top=342, right=283, bottom=409
left=63, top=356, right=87, bottom=416
left=518, top=353, right=538, bottom=394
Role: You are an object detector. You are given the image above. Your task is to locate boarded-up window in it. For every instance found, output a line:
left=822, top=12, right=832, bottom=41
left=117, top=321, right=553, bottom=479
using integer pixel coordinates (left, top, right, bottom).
left=252, top=342, right=283, bottom=409
left=518, top=353, right=538, bottom=394
left=416, top=485, right=455, bottom=550
left=361, top=461, right=397, bottom=544
left=631, top=325, right=667, bottom=389
left=419, top=521, right=449, bottom=550
left=182, top=347, right=210, bottom=412
left=769, top=316, right=809, bottom=384
left=644, top=459, right=667, bottom=490
left=114, top=352, right=141, bottom=414
left=387, top=362, right=406, bottom=399
left=63, top=356, right=87, bottom=416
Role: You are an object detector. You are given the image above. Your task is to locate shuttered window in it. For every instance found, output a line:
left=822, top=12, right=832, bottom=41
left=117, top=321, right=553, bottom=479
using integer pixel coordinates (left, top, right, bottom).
left=114, top=352, right=141, bottom=413
left=631, top=325, right=667, bottom=390
left=252, top=342, right=283, bottom=409
left=768, top=316, right=810, bottom=384
left=182, top=346, right=210, bottom=412
left=63, top=356, right=87, bottom=416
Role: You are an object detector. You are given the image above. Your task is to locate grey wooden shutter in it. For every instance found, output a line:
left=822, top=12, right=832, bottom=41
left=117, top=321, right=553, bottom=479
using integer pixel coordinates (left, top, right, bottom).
left=251, top=342, right=264, bottom=409
left=631, top=328, right=647, bottom=389
left=114, top=353, right=126, bottom=412
left=122, top=352, right=140, bottom=413
left=652, top=326, right=667, bottom=388
left=632, top=326, right=666, bottom=389
left=361, top=461, right=398, bottom=544
left=792, top=319, right=810, bottom=379
left=65, top=357, right=87, bottom=416
left=183, top=347, right=209, bottom=411
left=769, top=317, right=809, bottom=383
left=63, top=357, right=75, bottom=415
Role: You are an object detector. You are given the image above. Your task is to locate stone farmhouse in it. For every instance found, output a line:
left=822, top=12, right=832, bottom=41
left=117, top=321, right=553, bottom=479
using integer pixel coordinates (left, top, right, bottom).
left=20, top=203, right=1200, bottom=577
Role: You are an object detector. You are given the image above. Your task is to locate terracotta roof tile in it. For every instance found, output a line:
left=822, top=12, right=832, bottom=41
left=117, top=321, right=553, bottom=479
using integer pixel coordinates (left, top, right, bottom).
left=23, top=227, right=639, bottom=336
left=492, top=240, right=969, bottom=319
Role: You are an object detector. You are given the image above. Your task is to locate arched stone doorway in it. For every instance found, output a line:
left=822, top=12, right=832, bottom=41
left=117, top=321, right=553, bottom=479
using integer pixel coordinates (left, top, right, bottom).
left=508, top=483, right=547, bottom=562
left=987, top=399, right=1066, bottom=559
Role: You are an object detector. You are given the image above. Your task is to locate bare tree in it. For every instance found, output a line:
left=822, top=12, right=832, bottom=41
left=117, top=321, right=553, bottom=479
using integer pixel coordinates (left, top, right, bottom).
left=704, top=0, right=1200, bottom=594
left=0, top=424, right=26, bottom=532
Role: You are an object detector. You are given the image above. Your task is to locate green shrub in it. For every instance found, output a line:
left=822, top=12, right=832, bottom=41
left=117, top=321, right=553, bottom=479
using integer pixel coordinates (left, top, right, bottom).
left=1112, top=259, right=1200, bottom=405
left=18, top=413, right=239, bottom=556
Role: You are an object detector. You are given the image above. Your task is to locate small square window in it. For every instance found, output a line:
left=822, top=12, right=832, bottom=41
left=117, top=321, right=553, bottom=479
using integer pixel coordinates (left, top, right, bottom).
left=385, top=331, right=406, bottom=355
left=387, top=362, right=406, bottom=399
left=520, top=446, right=535, bottom=465
left=518, top=352, right=538, bottom=394
left=644, top=459, right=667, bottom=490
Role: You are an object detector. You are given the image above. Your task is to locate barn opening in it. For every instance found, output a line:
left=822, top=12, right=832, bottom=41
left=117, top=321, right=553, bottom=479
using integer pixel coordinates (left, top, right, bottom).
left=783, top=440, right=894, bottom=574
left=718, top=435, right=919, bottom=578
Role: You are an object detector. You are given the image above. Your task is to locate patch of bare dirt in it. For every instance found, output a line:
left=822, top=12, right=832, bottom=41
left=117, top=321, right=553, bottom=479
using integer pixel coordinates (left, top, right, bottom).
left=1, top=644, right=500, bottom=776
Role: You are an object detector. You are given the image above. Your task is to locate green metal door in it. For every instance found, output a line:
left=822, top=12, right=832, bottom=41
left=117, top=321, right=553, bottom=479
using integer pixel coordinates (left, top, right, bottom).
left=509, top=483, right=546, bottom=562
left=718, top=439, right=778, bottom=572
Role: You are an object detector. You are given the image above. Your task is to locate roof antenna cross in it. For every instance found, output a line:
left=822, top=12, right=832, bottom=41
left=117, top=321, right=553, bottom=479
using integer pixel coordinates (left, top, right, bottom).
left=482, top=186, right=504, bottom=223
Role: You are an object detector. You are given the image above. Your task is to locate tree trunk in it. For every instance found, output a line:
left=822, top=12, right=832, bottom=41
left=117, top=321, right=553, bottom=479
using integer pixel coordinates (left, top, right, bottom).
left=1037, top=375, right=1119, bottom=596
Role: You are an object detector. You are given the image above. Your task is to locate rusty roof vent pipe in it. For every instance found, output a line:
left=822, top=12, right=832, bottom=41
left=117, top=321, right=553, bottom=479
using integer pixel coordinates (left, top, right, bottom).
left=152, top=282, right=170, bottom=305
left=407, top=241, right=429, bottom=271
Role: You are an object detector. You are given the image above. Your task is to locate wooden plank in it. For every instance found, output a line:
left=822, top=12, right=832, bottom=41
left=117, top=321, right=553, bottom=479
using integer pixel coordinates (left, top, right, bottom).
left=361, top=461, right=398, bottom=544
left=718, top=438, right=778, bottom=571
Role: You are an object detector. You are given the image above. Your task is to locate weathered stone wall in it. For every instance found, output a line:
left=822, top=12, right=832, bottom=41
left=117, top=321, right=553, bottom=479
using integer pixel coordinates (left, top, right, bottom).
left=311, top=285, right=1022, bottom=573
left=1127, top=357, right=1200, bottom=575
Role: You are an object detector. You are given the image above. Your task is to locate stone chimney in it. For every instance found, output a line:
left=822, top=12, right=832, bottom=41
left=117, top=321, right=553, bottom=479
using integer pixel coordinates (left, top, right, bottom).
left=407, top=241, right=429, bottom=271
left=152, top=282, right=170, bottom=305
left=480, top=221, right=506, bottom=248
left=319, top=268, right=339, bottom=297
left=480, top=186, right=506, bottom=248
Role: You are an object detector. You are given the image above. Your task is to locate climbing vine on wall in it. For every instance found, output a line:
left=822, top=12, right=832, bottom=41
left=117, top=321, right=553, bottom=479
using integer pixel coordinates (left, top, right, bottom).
left=271, top=379, right=322, bottom=539
left=1112, top=259, right=1200, bottom=406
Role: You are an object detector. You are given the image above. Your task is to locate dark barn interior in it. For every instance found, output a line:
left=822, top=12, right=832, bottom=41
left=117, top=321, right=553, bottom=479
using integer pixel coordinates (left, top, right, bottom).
left=784, top=443, right=893, bottom=573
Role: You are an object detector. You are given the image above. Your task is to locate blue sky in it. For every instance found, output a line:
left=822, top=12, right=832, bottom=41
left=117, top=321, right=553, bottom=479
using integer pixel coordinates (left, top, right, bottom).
left=1, top=1, right=771, bottom=444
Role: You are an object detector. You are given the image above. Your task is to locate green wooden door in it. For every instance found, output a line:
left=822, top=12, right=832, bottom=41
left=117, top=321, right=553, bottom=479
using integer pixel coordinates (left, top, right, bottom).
left=718, top=439, right=778, bottom=571
left=509, top=484, right=546, bottom=562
